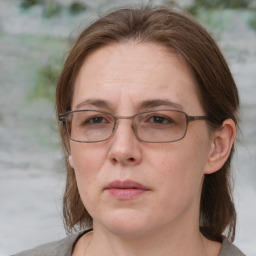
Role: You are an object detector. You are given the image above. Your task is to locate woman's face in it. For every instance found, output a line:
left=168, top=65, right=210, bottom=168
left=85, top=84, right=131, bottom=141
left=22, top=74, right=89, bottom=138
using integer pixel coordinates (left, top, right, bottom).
left=70, top=42, right=214, bottom=237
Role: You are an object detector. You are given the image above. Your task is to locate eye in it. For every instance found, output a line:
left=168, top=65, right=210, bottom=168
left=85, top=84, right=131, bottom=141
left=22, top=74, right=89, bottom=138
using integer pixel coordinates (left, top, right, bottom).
left=87, top=116, right=107, bottom=124
left=148, top=115, right=173, bottom=124
left=86, top=115, right=109, bottom=125
left=72, top=112, right=113, bottom=130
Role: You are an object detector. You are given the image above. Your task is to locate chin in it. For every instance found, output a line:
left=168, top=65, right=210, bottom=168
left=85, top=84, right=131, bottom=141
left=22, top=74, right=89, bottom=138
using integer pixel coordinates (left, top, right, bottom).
left=97, top=209, right=153, bottom=237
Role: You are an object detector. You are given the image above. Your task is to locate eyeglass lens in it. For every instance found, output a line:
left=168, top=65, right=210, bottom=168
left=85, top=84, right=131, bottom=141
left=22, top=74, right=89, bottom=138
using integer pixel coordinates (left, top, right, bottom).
left=65, top=110, right=188, bottom=143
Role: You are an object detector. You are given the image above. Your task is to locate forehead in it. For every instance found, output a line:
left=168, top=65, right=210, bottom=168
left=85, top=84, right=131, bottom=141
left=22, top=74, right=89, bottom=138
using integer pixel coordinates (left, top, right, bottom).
left=72, top=42, right=202, bottom=114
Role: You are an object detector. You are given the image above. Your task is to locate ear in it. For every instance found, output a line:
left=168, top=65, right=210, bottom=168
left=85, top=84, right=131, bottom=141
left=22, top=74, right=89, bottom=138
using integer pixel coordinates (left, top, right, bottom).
left=204, top=119, right=236, bottom=174
left=69, top=155, right=74, bottom=169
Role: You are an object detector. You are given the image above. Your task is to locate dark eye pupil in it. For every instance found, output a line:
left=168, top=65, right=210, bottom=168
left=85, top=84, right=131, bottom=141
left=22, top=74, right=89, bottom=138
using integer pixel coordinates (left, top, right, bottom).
left=92, top=117, right=103, bottom=123
left=154, top=116, right=165, bottom=123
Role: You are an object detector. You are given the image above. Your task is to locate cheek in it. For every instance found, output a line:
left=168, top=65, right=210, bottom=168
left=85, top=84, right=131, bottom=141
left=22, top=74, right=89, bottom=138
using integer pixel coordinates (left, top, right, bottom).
left=70, top=143, right=108, bottom=200
left=70, top=143, right=107, bottom=174
left=146, top=133, right=211, bottom=194
left=70, top=144, right=108, bottom=211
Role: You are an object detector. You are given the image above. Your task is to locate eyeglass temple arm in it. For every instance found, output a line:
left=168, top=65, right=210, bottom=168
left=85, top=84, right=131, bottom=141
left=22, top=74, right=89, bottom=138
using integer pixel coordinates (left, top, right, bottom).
left=187, top=115, right=210, bottom=121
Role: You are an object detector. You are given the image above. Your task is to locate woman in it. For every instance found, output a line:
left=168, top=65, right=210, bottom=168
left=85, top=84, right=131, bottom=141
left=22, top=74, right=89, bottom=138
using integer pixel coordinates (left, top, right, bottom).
left=14, top=5, right=245, bottom=256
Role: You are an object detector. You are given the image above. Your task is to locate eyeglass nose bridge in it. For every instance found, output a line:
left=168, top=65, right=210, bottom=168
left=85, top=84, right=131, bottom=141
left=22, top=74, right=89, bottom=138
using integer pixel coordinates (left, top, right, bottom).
left=111, top=114, right=139, bottom=140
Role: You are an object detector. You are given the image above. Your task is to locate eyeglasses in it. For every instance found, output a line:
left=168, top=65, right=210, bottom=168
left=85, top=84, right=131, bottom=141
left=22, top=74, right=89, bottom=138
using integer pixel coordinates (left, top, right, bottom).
left=59, top=109, right=209, bottom=143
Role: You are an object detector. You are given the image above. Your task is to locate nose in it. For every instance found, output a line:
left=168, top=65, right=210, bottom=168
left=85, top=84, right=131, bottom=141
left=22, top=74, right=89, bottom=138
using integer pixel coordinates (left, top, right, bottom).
left=108, top=120, right=142, bottom=166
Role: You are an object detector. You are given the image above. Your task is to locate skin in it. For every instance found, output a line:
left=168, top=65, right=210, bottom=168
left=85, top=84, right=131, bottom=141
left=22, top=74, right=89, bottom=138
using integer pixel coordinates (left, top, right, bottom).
left=70, top=42, right=236, bottom=256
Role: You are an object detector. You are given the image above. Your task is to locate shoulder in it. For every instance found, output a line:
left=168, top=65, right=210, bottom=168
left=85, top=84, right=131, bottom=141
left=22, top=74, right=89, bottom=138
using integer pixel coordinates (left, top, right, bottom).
left=219, top=239, right=246, bottom=256
left=12, top=231, right=87, bottom=256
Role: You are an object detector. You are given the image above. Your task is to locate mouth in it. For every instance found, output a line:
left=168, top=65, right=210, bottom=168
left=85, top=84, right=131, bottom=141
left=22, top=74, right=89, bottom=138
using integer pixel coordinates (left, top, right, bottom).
left=104, top=180, right=150, bottom=200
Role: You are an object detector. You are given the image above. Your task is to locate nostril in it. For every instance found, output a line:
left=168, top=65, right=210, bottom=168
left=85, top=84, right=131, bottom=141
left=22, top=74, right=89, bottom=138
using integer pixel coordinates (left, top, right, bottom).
left=111, top=158, right=118, bottom=164
left=110, top=156, right=136, bottom=165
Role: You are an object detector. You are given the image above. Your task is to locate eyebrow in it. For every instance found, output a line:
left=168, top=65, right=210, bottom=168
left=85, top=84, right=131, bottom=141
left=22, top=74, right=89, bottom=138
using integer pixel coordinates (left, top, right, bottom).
left=138, top=99, right=183, bottom=110
left=75, top=98, right=183, bottom=111
left=75, top=99, right=111, bottom=110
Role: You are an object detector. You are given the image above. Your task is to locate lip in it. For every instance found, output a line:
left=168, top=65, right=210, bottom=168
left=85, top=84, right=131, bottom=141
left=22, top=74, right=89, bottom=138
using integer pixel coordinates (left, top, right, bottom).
left=104, top=180, right=150, bottom=200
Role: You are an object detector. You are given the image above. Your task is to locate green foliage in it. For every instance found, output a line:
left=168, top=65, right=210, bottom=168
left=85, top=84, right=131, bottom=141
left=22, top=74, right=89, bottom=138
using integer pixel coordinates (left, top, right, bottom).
left=183, top=6, right=231, bottom=38
left=16, top=34, right=67, bottom=102
left=186, top=5, right=198, bottom=16
left=69, top=1, right=87, bottom=15
left=43, top=0, right=62, bottom=18
left=183, top=0, right=247, bottom=37
left=32, top=61, right=62, bottom=101
left=196, top=9, right=229, bottom=37
left=20, top=0, right=87, bottom=18
left=191, top=0, right=250, bottom=9
left=249, top=11, right=256, bottom=32
left=20, top=0, right=41, bottom=9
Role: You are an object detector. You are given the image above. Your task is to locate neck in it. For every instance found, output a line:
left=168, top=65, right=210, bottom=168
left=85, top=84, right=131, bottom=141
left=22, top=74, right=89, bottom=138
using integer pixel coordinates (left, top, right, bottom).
left=86, top=221, right=212, bottom=256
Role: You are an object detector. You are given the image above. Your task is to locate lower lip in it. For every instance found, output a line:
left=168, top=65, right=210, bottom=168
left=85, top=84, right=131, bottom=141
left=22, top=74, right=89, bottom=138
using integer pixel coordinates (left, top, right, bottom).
left=106, top=188, right=149, bottom=200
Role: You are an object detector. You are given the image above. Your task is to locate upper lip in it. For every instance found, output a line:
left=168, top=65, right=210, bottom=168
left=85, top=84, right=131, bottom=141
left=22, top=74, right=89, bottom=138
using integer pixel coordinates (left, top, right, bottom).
left=105, top=180, right=150, bottom=190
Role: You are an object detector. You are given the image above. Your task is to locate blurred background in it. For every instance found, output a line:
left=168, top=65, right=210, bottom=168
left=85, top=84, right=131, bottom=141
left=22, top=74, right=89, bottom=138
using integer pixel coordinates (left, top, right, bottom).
left=0, top=0, right=255, bottom=255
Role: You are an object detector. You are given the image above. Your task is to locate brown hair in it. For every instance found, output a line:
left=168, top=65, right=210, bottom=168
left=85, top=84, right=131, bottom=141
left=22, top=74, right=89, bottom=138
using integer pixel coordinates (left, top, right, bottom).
left=56, top=5, right=239, bottom=242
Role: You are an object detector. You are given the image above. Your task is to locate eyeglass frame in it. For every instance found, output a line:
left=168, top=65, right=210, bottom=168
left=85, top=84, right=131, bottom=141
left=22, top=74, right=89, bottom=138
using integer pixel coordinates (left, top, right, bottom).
left=59, top=109, right=210, bottom=143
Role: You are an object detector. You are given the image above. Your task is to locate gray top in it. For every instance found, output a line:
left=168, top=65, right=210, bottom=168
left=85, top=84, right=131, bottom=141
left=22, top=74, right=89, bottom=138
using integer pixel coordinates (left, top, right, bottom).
left=219, top=239, right=246, bottom=256
left=12, top=230, right=245, bottom=256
